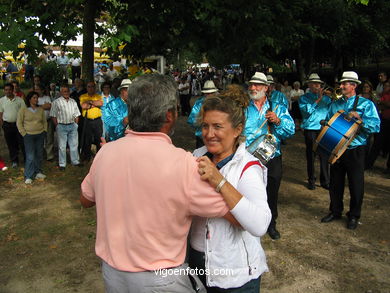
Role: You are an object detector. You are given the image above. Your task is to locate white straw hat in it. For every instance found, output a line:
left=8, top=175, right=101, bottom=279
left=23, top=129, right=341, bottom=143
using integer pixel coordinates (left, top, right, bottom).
left=249, top=72, right=269, bottom=85
left=202, top=80, right=218, bottom=94
left=306, top=73, right=324, bottom=84
left=339, top=71, right=361, bottom=84
left=118, top=79, right=132, bottom=90
left=266, top=75, right=275, bottom=84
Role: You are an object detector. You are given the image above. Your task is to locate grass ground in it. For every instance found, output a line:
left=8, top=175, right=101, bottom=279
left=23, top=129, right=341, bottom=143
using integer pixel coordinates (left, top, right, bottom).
left=1, top=115, right=389, bottom=293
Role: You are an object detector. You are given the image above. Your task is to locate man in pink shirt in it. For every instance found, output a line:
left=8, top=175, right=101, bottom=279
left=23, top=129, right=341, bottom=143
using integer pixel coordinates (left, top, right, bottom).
left=80, top=74, right=229, bottom=292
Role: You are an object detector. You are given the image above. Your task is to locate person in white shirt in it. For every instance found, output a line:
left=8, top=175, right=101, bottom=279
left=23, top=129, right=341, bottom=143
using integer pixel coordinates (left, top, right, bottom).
left=189, top=91, right=271, bottom=292
left=290, top=81, right=305, bottom=130
left=50, top=84, right=81, bottom=170
left=69, top=56, right=82, bottom=83
left=178, top=77, right=190, bottom=116
left=35, top=84, right=55, bottom=161
left=106, top=63, right=119, bottom=81
left=375, top=71, right=388, bottom=97
left=57, top=51, right=69, bottom=81
left=46, top=49, right=57, bottom=62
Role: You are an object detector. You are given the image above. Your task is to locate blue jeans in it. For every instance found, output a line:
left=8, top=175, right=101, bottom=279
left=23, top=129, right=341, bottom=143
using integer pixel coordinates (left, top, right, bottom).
left=57, top=123, right=79, bottom=167
left=23, top=132, right=44, bottom=179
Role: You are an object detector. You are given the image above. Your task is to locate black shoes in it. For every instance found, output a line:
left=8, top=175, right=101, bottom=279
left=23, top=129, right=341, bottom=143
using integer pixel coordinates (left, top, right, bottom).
left=347, top=217, right=358, bottom=230
left=321, top=213, right=359, bottom=230
left=59, top=166, right=66, bottom=171
left=321, top=213, right=342, bottom=223
left=267, top=226, right=281, bottom=240
left=307, top=182, right=316, bottom=190
left=320, top=183, right=329, bottom=190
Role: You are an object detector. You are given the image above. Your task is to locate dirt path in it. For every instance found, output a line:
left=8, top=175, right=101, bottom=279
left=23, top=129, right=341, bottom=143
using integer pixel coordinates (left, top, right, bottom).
left=0, top=116, right=389, bottom=293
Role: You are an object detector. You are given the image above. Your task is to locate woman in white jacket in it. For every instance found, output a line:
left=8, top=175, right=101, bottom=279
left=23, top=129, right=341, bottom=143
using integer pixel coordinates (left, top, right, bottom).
left=189, top=86, right=272, bottom=292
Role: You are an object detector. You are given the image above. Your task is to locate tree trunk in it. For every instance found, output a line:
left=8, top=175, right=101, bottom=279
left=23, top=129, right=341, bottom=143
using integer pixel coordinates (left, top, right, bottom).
left=81, top=0, right=97, bottom=82
left=304, top=38, right=315, bottom=75
left=295, top=49, right=306, bottom=84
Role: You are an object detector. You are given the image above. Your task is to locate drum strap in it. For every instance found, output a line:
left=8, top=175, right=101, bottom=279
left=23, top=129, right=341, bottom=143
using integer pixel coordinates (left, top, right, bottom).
left=352, top=95, right=359, bottom=112
left=267, top=98, right=273, bottom=134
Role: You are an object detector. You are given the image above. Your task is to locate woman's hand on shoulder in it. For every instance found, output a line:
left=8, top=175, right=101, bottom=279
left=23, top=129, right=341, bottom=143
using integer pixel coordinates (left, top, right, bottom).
left=197, top=156, right=223, bottom=188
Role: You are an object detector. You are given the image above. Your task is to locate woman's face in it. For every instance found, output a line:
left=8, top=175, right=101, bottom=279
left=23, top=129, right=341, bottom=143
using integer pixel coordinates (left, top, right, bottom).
left=201, top=110, right=242, bottom=159
left=30, top=94, right=39, bottom=106
left=362, top=83, right=372, bottom=94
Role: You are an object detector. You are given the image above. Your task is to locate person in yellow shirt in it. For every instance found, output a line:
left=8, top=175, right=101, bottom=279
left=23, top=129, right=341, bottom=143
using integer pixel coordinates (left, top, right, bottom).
left=79, top=81, right=103, bottom=161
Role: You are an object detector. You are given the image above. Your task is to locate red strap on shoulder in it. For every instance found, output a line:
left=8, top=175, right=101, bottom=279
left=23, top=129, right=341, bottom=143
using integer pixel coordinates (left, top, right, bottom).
left=240, top=161, right=262, bottom=179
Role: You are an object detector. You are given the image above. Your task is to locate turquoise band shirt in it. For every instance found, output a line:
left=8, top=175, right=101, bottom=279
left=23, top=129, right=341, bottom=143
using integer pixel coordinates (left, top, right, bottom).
left=103, top=98, right=128, bottom=141
left=326, top=95, right=380, bottom=149
left=269, top=90, right=288, bottom=109
left=299, top=92, right=332, bottom=130
left=244, top=99, right=295, bottom=158
left=187, top=96, right=205, bottom=138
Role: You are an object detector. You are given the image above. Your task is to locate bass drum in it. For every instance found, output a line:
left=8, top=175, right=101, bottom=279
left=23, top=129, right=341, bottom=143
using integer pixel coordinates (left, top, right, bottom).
left=314, top=110, right=362, bottom=164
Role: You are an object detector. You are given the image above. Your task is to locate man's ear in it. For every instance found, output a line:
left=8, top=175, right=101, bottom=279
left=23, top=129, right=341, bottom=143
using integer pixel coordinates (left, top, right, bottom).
left=166, top=110, right=175, bottom=123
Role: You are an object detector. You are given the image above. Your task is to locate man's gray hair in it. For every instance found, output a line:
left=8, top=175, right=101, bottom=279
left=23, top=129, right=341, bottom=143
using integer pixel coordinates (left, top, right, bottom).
left=127, top=74, right=178, bottom=132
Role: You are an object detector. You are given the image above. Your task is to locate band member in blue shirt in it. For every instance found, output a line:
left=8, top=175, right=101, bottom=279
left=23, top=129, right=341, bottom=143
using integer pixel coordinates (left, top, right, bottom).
left=245, top=72, right=295, bottom=239
left=299, top=73, right=332, bottom=190
left=321, top=71, right=380, bottom=230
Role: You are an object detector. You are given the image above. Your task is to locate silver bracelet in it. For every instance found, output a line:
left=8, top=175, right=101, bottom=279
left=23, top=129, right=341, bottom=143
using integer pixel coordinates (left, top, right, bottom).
left=215, top=177, right=227, bottom=193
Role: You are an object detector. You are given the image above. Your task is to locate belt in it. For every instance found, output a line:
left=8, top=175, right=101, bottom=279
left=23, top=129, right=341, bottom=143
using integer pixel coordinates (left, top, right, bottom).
left=3, top=121, right=16, bottom=124
left=59, top=122, right=74, bottom=125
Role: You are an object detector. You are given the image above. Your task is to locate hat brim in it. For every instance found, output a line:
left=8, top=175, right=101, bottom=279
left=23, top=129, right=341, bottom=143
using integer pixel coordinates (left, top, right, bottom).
left=305, top=79, right=324, bottom=84
left=249, top=79, right=269, bottom=85
left=339, top=78, right=361, bottom=84
left=202, top=89, right=218, bottom=94
left=119, top=83, right=132, bottom=90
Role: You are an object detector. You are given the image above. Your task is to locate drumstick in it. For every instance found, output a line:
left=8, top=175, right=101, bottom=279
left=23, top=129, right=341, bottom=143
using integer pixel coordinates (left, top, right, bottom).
left=258, top=104, right=280, bottom=130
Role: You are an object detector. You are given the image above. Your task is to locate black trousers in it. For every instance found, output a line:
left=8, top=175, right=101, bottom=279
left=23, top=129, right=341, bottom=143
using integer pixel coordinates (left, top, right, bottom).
left=71, top=66, right=81, bottom=82
left=304, top=129, right=330, bottom=185
left=2, top=121, right=25, bottom=163
left=265, top=155, right=282, bottom=227
left=81, top=118, right=103, bottom=160
left=329, top=146, right=365, bottom=219
left=179, top=94, right=191, bottom=116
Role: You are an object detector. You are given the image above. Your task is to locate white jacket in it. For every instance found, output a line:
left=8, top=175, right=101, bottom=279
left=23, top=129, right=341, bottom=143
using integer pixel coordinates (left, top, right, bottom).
left=191, top=143, right=272, bottom=289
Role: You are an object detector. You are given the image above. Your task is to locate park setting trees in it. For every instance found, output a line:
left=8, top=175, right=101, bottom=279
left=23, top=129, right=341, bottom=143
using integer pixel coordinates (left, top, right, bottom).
left=0, top=0, right=389, bottom=82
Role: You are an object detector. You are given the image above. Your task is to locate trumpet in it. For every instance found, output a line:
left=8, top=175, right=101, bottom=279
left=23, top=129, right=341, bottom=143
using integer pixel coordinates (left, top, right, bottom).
left=323, top=86, right=343, bottom=100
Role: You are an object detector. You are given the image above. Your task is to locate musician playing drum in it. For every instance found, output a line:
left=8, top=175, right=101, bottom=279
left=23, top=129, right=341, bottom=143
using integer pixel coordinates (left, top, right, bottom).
left=245, top=72, right=295, bottom=240
left=299, top=73, right=332, bottom=190
left=321, top=71, right=380, bottom=230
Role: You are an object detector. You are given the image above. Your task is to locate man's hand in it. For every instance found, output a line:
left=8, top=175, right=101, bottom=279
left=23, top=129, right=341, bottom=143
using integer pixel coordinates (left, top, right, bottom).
left=348, top=111, right=362, bottom=120
left=265, top=111, right=281, bottom=125
left=315, top=88, right=324, bottom=104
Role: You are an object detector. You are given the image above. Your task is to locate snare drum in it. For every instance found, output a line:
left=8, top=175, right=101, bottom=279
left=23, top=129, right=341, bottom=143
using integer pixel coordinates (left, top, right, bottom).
left=314, top=110, right=362, bottom=164
left=247, top=134, right=277, bottom=164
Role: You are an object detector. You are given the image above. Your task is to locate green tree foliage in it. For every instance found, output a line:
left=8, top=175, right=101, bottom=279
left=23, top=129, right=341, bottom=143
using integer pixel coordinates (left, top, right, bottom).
left=0, top=0, right=83, bottom=61
left=1, top=0, right=389, bottom=83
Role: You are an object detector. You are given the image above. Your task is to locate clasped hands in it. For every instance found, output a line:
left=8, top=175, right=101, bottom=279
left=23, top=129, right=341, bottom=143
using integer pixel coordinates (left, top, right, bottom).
left=197, top=156, right=224, bottom=189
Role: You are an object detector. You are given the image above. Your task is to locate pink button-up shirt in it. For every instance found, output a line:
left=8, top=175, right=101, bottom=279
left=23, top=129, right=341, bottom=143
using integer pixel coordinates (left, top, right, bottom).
left=81, top=130, right=229, bottom=272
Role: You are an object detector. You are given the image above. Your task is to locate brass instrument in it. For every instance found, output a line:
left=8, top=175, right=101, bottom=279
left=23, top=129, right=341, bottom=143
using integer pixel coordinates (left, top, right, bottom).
left=323, top=86, right=343, bottom=100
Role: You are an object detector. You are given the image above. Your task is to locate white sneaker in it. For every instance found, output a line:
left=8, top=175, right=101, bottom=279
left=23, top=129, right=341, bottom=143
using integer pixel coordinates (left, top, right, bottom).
left=1, top=166, right=7, bottom=171
left=25, top=178, right=33, bottom=184
left=35, top=173, right=46, bottom=179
